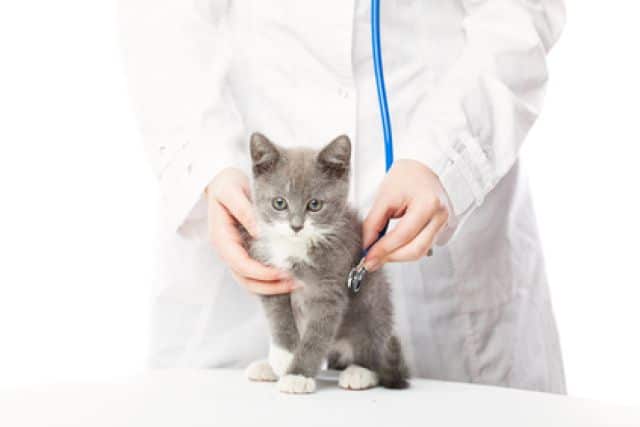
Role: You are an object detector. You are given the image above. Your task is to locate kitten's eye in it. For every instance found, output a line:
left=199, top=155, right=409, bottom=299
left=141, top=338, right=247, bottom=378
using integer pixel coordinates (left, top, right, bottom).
left=272, top=197, right=288, bottom=211
left=307, top=199, right=323, bottom=212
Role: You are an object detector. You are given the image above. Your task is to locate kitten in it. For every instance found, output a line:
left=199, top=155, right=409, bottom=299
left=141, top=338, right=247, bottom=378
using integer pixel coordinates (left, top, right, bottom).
left=243, top=132, right=409, bottom=394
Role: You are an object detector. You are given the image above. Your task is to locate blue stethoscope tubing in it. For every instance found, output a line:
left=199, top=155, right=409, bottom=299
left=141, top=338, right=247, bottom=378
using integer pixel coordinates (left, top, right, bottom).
left=371, top=0, right=394, bottom=173
left=362, top=0, right=392, bottom=257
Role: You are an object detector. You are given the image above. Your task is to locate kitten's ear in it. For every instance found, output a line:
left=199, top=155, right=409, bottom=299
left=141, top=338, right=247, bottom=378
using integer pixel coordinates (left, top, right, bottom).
left=250, top=132, right=280, bottom=176
left=317, top=135, right=351, bottom=178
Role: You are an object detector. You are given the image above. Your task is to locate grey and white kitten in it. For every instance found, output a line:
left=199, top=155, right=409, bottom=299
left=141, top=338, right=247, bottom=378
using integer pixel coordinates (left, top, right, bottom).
left=243, top=132, right=409, bottom=394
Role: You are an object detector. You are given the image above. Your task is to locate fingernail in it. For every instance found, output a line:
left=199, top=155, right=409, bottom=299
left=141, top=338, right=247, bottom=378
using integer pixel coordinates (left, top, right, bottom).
left=364, top=258, right=380, bottom=272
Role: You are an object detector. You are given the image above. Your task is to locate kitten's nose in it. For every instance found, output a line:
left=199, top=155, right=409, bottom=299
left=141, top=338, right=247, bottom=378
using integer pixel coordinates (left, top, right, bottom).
left=290, top=224, right=303, bottom=233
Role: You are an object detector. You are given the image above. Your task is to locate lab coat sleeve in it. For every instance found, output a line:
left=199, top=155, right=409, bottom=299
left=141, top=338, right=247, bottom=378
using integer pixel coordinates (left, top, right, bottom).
left=118, top=0, right=244, bottom=231
left=395, top=0, right=566, bottom=231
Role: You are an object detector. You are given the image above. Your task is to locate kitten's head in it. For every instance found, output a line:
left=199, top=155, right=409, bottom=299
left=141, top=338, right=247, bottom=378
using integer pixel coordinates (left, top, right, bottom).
left=249, top=132, right=351, bottom=239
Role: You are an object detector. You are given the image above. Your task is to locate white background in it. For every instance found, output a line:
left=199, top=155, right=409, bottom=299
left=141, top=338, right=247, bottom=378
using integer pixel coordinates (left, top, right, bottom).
left=0, top=0, right=638, bottom=407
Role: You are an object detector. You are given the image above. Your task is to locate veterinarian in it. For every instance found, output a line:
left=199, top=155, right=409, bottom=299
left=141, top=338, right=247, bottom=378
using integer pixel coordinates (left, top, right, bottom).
left=119, top=0, right=566, bottom=393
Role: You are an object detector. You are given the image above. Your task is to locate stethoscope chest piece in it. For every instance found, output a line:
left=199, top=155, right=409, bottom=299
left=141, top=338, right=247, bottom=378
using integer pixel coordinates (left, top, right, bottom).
left=347, top=258, right=368, bottom=294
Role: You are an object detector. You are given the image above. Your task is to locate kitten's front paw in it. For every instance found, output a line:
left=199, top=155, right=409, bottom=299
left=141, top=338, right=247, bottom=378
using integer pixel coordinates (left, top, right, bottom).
left=246, top=360, right=278, bottom=382
left=277, top=374, right=316, bottom=394
left=269, top=345, right=293, bottom=377
left=338, top=365, right=379, bottom=390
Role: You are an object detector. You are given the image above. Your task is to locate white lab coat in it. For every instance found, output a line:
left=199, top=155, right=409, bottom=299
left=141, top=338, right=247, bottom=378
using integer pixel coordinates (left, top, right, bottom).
left=118, top=0, right=567, bottom=393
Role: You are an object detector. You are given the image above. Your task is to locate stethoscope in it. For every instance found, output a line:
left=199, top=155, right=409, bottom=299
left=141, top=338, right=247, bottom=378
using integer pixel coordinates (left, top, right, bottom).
left=347, top=0, right=392, bottom=293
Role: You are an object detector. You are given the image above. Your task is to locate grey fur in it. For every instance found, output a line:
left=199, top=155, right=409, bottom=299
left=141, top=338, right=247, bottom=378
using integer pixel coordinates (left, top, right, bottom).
left=244, top=132, right=409, bottom=389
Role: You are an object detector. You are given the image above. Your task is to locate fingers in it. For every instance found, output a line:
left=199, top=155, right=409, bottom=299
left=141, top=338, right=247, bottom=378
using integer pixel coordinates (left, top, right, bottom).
left=362, top=191, right=403, bottom=249
left=231, top=273, right=299, bottom=296
left=226, top=242, right=288, bottom=281
left=217, top=186, right=259, bottom=238
left=364, top=200, right=448, bottom=272
left=382, top=212, right=448, bottom=264
left=206, top=168, right=293, bottom=293
left=364, top=199, right=433, bottom=263
left=209, top=201, right=286, bottom=282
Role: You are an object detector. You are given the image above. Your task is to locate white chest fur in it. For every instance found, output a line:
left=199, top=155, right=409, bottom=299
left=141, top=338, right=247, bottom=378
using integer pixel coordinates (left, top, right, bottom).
left=258, top=220, right=329, bottom=270
left=264, top=233, right=313, bottom=270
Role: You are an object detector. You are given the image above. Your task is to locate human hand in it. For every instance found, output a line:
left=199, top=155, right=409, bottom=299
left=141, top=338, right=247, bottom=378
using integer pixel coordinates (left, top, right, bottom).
left=206, top=168, right=295, bottom=295
left=362, top=159, right=450, bottom=272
